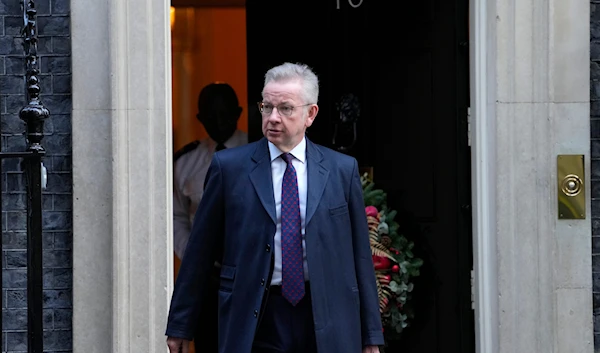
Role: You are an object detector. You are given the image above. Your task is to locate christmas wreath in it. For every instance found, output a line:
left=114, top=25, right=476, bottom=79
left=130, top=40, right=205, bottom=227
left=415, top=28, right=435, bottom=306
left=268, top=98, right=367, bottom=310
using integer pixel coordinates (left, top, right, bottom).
left=362, top=174, right=424, bottom=343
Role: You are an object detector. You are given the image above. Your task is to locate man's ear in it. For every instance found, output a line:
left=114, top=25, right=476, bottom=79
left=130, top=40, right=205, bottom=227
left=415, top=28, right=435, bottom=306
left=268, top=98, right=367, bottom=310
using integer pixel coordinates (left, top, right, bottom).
left=305, top=104, right=319, bottom=127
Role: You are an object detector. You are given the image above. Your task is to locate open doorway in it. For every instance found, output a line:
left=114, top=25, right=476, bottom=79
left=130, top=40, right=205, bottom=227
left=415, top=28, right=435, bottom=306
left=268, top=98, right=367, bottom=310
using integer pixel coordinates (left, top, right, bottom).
left=169, top=0, right=474, bottom=351
left=169, top=4, right=248, bottom=250
left=170, top=4, right=247, bottom=353
left=170, top=3, right=248, bottom=153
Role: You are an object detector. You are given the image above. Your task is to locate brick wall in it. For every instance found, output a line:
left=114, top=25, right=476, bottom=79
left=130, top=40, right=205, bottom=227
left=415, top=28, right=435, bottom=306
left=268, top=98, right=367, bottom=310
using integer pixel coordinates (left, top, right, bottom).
left=0, top=0, right=72, bottom=351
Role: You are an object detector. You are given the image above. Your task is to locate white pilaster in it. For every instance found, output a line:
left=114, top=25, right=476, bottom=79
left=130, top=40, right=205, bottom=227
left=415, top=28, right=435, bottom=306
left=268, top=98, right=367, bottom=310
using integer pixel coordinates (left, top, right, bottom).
left=71, top=0, right=173, bottom=351
left=471, top=0, right=593, bottom=351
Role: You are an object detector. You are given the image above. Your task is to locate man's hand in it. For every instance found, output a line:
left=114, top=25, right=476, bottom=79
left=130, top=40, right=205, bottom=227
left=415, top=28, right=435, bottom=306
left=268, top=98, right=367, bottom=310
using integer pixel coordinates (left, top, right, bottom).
left=363, top=345, right=380, bottom=353
left=166, top=337, right=190, bottom=353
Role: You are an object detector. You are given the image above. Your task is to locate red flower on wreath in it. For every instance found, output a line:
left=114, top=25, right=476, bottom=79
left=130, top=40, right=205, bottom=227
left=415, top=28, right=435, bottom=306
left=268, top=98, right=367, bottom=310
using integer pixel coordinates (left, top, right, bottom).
left=365, top=205, right=379, bottom=219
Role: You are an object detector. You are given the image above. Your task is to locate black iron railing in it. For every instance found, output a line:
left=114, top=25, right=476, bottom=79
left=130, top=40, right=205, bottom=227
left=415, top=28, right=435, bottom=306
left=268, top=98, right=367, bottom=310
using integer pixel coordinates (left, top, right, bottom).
left=1, top=1, right=48, bottom=352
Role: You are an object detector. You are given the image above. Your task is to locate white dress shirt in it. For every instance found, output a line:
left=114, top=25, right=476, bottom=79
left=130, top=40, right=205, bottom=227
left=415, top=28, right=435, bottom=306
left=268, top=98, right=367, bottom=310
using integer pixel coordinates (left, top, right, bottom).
left=268, top=137, right=309, bottom=285
left=173, top=130, right=248, bottom=259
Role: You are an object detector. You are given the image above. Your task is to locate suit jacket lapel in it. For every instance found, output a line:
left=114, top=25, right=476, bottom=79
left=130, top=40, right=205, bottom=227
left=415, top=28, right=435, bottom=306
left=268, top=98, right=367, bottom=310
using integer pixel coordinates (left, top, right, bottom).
left=306, top=139, right=329, bottom=227
left=249, top=138, right=276, bottom=224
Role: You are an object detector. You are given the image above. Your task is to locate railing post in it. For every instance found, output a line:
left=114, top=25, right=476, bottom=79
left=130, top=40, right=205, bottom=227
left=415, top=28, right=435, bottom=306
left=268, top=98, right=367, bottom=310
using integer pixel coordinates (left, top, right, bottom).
left=19, top=1, right=49, bottom=352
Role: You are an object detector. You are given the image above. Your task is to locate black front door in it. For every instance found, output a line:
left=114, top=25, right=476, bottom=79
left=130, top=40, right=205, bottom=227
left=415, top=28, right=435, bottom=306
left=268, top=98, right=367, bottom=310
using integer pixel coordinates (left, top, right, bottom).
left=246, top=1, right=473, bottom=352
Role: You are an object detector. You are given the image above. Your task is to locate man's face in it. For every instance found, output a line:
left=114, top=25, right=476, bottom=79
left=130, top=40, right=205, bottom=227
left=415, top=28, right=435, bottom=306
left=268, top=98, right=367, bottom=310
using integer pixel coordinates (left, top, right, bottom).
left=261, top=80, right=318, bottom=152
left=198, top=97, right=242, bottom=144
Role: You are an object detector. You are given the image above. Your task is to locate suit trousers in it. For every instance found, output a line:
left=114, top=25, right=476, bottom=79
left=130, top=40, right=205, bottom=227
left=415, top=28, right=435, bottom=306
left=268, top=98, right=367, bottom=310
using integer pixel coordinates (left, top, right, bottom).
left=252, top=284, right=317, bottom=353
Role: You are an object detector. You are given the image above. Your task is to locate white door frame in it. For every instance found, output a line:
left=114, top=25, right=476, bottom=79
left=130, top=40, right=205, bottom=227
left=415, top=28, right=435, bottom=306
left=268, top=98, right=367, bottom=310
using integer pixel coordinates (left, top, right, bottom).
left=469, top=0, right=499, bottom=351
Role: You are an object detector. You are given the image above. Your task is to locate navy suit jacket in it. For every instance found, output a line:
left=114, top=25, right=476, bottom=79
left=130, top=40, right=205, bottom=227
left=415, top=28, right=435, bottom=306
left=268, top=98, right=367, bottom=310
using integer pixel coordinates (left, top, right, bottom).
left=166, top=137, right=384, bottom=352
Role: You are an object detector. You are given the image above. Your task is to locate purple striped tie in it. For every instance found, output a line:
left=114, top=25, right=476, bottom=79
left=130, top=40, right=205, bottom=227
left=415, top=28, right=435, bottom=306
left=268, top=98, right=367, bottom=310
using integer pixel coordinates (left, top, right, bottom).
left=280, top=153, right=305, bottom=306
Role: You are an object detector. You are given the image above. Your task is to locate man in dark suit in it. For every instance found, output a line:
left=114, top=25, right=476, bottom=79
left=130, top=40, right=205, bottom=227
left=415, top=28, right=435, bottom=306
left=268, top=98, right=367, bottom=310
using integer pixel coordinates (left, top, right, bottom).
left=166, top=62, right=383, bottom=353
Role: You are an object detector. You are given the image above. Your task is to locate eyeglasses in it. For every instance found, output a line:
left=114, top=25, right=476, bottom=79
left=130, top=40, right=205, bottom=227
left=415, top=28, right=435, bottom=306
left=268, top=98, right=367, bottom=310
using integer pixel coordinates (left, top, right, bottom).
left=257, top=102, right=313, bottom=117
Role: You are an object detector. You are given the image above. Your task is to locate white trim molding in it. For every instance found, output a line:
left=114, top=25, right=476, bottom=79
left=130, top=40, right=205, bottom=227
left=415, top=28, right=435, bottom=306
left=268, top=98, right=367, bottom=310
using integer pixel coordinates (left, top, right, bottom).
left=469, top=0, right=500, bottom=351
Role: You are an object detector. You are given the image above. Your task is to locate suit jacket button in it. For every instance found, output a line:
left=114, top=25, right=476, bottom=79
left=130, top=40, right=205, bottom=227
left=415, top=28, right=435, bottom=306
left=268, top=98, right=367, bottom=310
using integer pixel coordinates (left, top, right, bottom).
left=254, top=310, right=258, bottom=318
left=265, top=244, right=271, bottom=252
left=260, top=278, right=265, bottom=286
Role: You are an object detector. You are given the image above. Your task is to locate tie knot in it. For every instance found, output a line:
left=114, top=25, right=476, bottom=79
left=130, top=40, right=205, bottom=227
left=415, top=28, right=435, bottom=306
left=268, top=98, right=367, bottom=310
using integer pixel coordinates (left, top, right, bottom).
left=281, top=153, right=294, bottom=165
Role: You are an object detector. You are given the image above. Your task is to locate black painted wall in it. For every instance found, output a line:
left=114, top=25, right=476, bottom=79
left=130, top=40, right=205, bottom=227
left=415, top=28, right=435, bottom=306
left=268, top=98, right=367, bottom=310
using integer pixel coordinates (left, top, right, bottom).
left=0, top=0, right=72, bottom=351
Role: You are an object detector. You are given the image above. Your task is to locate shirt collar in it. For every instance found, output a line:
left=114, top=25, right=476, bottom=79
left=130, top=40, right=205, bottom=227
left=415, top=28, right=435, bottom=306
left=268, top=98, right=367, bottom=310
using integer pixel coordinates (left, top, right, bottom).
left=268, top=136, right=306, bottom=163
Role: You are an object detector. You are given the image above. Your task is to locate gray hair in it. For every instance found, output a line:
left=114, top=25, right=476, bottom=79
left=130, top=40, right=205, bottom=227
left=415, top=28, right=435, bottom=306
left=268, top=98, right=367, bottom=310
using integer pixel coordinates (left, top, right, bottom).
left=263, top=62, right=319, bottom=105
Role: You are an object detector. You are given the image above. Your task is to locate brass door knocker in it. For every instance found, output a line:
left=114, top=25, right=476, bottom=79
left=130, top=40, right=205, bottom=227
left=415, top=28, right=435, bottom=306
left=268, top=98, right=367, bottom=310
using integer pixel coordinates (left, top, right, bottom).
left=332, top=93, right=360, bottom=153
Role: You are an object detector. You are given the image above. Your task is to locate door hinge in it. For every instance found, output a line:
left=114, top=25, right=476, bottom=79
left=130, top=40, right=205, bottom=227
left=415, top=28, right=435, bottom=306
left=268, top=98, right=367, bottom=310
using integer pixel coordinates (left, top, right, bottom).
left=467, top=107, right=472, bottom=147
left=470, top=269, right=475, bottom=310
